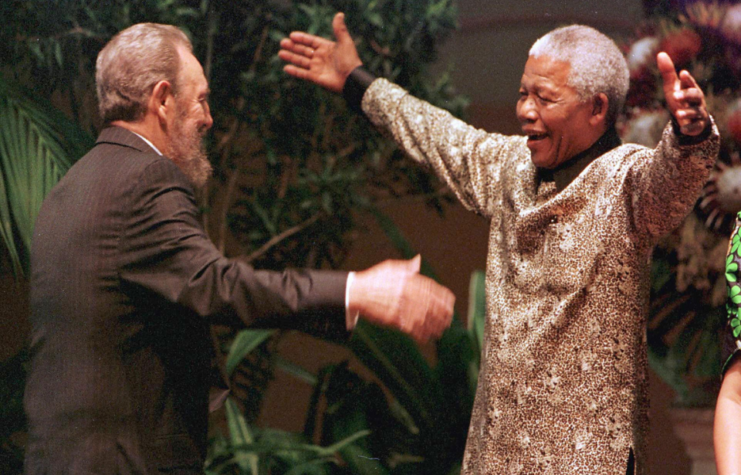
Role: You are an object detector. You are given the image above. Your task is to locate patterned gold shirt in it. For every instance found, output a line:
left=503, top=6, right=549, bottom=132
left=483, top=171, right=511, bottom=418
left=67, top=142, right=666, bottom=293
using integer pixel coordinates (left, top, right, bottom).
left=362, top=78, right=719, bottom=475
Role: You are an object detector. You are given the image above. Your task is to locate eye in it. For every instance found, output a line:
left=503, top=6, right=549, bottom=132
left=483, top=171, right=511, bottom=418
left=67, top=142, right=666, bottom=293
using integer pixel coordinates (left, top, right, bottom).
left=199, top=89, right=211, bottom=104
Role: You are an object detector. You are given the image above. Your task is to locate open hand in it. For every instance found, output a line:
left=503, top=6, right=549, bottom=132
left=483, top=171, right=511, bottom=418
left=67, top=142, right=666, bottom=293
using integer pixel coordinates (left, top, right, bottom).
left=278, top=12, right=363, bottom=93
left=657, top=51, right=709, bottom=136
left=348, top=255, right=455, bottom=344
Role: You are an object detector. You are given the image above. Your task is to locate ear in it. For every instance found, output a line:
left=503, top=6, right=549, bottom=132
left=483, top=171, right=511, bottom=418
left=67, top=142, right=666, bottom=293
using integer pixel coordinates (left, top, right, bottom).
left=590, top=93, right=609, bottom=127
left=150, top=80, right=174, bottom=125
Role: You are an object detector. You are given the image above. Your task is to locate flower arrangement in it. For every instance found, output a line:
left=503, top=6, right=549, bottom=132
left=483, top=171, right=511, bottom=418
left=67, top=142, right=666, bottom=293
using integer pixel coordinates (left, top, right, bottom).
left=619, top=1, right=741, bottom=405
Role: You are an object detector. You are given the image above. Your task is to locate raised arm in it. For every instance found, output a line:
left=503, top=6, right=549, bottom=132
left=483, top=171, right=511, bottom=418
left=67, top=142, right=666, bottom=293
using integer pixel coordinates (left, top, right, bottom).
left=281, top=12, right=511, bottom=217
left=657, top=51, right=709, bottom=136
left=278, top=12, right=362, bottom=93
left=627, top=52, right=717, bottom=239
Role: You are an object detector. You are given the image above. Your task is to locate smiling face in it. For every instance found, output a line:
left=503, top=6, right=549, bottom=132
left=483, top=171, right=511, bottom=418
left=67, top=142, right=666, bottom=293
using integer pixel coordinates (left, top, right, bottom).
left=516, top=55, right=604, bottom=169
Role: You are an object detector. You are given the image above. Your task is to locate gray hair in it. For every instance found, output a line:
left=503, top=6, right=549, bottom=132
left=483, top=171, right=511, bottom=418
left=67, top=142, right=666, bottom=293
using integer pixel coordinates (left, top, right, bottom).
left=529, top=25, right=629, bottom=125
left=96, top=23, right=193, bottom=123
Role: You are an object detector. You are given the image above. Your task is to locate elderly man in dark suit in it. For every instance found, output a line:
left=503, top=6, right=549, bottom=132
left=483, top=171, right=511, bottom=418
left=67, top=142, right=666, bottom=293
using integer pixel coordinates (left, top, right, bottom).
left=23, top=23, right=454, bottom=474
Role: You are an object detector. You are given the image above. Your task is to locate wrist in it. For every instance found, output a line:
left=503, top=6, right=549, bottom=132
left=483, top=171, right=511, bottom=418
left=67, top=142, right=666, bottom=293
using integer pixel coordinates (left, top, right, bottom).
left=346, top=268, right=366, bottom=316
left=672, top=116, right=712, bottom=145
left=342, top=66, right=376, bottom=113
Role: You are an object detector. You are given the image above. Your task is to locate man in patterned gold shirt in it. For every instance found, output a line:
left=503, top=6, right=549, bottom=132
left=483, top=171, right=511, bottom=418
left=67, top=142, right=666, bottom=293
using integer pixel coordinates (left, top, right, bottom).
left=280, top=13, right=719, bottom=475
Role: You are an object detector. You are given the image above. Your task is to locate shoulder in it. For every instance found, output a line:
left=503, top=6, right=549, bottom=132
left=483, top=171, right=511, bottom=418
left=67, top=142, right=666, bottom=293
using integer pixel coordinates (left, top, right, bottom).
left=91, top=126, right=192, bottom=190
left=589, top=143, right=651, bottom=174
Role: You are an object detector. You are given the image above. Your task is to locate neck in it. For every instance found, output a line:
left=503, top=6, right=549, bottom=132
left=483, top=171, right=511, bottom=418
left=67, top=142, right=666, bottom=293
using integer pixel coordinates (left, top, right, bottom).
left=539, top=125, right=621, bottom=192
left=110, top=116, right=169, bottom=155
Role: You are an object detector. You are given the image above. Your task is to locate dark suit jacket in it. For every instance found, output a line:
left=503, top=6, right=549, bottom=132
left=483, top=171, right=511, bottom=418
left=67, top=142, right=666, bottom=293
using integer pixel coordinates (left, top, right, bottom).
left=24, top=127, right=348, bottom=474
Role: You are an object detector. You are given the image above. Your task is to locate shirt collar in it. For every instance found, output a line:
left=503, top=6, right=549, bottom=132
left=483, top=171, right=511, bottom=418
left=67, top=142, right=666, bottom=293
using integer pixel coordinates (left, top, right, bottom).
left=130, top=131, right=163, bottom=156
left=538, top=126, right=622, bottom=192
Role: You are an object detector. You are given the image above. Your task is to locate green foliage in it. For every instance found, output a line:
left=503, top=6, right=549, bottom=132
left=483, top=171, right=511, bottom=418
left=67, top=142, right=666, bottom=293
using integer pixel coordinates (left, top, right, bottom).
left=0, top=76, right=93, bottom=276
left=202, top=0, right=467, bottom=268
left=0, top=0, right=468, bottom=270
left=206, top=397, right=371, bottom=474
left=467, top=270, right=485, bottom=359
left=226, top=329, right=276, bottom=376
left=211, top=268, right=486, bottom=475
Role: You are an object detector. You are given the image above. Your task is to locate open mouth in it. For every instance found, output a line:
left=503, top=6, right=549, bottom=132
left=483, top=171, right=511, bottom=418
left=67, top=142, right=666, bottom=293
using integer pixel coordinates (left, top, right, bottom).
left=527, top=133, right=548, bottom=141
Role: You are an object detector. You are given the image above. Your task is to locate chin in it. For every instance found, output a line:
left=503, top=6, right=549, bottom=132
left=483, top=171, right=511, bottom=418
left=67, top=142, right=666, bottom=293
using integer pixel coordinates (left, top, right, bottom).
left=530, top=155, right=555, bottom=169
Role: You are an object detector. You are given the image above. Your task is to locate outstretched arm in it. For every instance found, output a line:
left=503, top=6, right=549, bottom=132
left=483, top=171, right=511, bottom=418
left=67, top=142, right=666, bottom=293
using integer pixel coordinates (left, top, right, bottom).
left=657, top=51, right=709, bottom=137
left=627, top=53, right=717, bottom=239
left=349, top=255, right=455, bottom=343
left=279, top=12, right=362, bottom=93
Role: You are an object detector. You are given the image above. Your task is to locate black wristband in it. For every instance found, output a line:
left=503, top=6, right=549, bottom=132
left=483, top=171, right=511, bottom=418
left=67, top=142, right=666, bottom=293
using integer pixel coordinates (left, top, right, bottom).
left=672, top=117, right=712, bottom=146
left=342, top=66, right=377, bottom=113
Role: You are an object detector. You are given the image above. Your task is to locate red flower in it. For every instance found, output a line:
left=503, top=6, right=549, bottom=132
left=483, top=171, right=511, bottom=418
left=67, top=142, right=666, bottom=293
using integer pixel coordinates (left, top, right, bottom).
left=659, top=28, right=702, bottom=67
left=728, top=102, right=741, bottom=146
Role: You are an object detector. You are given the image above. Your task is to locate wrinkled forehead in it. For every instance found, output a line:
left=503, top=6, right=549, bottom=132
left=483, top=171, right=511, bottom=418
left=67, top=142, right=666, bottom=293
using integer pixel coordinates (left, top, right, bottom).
left=521, top=55, right=573, bottom=89
left=175, top=47, right=209, bottom=93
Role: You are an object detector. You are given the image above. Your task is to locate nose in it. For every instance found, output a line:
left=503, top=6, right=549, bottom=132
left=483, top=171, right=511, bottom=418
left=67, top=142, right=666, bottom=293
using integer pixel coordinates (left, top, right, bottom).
left=202, top=102, right=213, bottom=130
left=517, top=96, right=538, bottom=124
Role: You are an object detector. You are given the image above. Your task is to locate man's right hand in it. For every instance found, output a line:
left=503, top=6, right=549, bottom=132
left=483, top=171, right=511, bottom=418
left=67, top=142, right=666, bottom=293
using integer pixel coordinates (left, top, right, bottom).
left=348, top=256, right=455, bottom=344
left=278, top=12, right=362, bottom=93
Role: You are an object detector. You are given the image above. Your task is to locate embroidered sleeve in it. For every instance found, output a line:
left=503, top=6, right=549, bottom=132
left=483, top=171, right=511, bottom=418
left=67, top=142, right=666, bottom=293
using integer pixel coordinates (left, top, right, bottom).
left=361, top=78, right=524, bottom=218
left=628, top=119, right=719, bottom=240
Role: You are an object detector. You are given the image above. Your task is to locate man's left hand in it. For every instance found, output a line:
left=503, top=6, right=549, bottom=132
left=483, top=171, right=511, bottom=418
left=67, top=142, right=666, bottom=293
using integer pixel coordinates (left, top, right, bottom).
left=658, top=51, right=709, bottom=136
left=278, top=12, right=362, bottom=93
left=348, top=255, right=455, bottom=344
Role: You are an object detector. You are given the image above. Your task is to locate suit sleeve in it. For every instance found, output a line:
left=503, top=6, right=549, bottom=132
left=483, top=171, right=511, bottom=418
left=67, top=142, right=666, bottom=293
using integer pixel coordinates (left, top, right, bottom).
left=117, top=157, right=349, bottom=340
left=627, top=119, right=719, bottom=240
left=361, top=78, right=522, bottom=219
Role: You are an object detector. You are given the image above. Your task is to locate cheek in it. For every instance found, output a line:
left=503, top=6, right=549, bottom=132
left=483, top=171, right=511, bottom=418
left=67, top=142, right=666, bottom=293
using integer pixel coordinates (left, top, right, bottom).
left=543, top=111, right=570, bottom=135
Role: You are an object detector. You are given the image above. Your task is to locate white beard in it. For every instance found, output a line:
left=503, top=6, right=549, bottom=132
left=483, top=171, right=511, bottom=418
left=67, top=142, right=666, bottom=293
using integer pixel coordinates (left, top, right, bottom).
left=167, top=111, right=212, bottom=189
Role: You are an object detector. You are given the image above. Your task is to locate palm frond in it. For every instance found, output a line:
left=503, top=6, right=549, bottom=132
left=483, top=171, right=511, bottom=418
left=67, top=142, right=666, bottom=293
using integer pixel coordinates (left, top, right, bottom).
left=0, top=76, right=92, bottom=277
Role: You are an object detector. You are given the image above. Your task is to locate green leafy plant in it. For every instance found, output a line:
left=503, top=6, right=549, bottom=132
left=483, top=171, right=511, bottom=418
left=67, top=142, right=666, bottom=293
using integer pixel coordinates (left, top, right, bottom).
left=206, top=267, right=486, bottom=475
left=0, top=75, right=91, bottom=471
left=206, top=397, right=371, bottom=474
left=0, top=76, right=92, bottom=277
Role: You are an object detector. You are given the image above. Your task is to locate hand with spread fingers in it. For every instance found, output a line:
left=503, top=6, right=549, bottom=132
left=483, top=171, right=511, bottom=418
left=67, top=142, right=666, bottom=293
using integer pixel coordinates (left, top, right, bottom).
left=278, top=12, right=362, bottom=93
left=348, top=255, right=455, bottom=344
left=657, top=51, right=709, bottom=136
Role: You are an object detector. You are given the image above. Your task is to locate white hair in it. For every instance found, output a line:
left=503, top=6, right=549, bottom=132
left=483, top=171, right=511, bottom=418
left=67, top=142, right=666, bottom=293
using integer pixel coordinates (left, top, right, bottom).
left=96, top=23, right=193, bottom=123
left=529, top=25, right=629, bottom=125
